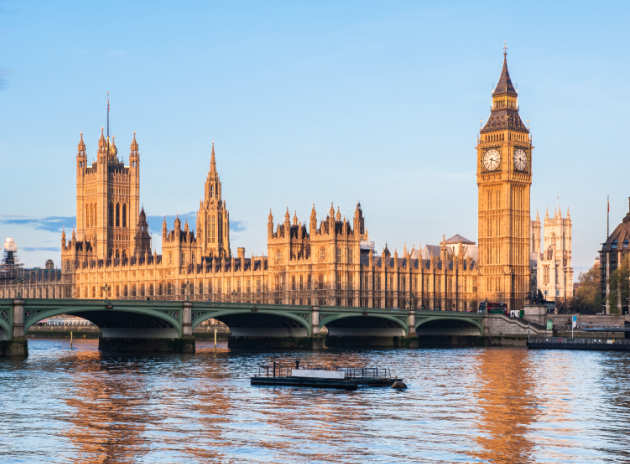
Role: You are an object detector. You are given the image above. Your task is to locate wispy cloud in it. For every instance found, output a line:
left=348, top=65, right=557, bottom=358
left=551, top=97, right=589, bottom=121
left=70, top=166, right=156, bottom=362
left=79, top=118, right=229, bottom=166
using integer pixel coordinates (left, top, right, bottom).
left=0, top=215, right=75, bottom=233
left=231, top=220, right=246, bottom=232
left=22, top=246, right=59, bottom=252
left=1, top=213, right=247, bottom=235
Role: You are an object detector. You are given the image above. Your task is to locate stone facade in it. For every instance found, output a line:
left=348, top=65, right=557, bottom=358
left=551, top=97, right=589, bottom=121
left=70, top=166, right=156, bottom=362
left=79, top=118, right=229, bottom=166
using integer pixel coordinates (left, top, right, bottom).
left=600, top=198, right=630, bottom=314
left=0, top=52, right=535, bottom=311
left=531, top=209, right=574, bottom=302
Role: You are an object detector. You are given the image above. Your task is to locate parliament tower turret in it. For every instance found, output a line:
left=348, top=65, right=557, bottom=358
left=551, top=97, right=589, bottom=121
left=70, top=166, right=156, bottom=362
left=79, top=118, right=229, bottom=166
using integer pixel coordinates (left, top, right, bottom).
left=196, top=142, right=231, bottom=259
left=477, top=50, right=532, bottom=310
left=75, top=128, right=141, bottom=261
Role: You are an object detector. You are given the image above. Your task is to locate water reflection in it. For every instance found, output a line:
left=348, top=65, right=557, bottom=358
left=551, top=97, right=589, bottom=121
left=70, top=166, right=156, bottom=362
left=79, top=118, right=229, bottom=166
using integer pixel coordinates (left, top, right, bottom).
left=62, top=351, right=157, bottom=464
left=3, top=341, right=630, bottom=463
left=471, top=348, right=537, bottom=464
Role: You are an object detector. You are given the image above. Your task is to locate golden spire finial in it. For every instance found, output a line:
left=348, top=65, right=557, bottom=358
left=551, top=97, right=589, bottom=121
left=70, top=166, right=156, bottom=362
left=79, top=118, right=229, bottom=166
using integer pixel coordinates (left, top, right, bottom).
left=210, top=140, right=216, bottom=172
left=503, top=41, right=508, bottom=58
left=130, top=131, right=138, bottom=152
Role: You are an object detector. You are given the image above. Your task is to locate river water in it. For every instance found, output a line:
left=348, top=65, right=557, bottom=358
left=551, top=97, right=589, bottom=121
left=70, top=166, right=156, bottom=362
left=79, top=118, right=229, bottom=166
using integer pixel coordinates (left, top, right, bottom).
left=1, top=339, right=630, bottom=464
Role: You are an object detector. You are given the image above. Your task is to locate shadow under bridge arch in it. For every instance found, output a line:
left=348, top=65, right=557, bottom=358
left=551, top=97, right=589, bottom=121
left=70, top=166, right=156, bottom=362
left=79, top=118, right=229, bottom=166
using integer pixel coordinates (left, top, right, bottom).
left=321, top=313, right=408, bottom=339
left=194, top=309, right=311, bottom=338
left=415, top=316, right=483, bottom=336
left=24, top=304, right=181, bottom=339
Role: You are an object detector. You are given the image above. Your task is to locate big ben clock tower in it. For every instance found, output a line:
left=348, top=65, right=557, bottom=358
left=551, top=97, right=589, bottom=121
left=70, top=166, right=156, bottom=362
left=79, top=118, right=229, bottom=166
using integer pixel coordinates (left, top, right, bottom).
left=477, top=50, right=532, bottom=310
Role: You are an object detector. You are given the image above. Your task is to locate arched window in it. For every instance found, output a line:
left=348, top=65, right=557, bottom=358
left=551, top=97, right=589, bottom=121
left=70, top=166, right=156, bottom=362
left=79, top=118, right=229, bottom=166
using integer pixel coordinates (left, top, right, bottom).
left=122, top=204, right=127, bottom=227
left=116, top=203, right=120, bottom=227
left=109, top=202, right=113, bottom=226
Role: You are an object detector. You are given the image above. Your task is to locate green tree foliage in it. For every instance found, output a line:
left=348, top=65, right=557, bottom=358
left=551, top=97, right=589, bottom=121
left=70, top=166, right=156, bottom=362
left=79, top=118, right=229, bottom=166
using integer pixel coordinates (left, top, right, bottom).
left=566, top=262, right=602, bottom=314
left=607, top=256, right=630, bottom=315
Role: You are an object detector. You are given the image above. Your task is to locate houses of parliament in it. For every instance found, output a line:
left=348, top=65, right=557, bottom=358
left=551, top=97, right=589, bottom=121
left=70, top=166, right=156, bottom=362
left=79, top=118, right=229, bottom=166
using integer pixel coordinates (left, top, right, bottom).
left=2, top=52, right=554, bottom=311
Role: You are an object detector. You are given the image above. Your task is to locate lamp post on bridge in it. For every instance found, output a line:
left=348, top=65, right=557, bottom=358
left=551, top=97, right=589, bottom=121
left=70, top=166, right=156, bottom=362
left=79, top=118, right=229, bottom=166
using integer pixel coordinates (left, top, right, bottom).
left=101, top=284, right=111, bottom=300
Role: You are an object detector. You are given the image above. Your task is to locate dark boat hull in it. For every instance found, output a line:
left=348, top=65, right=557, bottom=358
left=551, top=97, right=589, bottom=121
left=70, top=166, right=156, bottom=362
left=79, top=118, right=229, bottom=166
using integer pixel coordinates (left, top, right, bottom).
left=250, top=376, right=358, bottom=390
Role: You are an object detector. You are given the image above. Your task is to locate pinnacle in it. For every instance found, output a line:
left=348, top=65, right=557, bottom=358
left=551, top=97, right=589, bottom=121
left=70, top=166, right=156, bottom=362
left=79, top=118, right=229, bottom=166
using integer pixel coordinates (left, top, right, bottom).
left=493, top=50, right=517, bottom=97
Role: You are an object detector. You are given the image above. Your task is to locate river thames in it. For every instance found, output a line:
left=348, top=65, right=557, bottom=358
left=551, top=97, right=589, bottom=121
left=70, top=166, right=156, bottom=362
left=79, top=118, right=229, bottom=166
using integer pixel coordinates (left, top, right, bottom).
left=1, top=340, right=630, bottom=463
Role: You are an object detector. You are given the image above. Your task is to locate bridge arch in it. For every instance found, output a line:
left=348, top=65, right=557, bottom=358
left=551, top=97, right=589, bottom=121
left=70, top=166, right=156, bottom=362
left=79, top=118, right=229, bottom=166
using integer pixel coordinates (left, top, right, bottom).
left=415, top=316, right=483, bottom=335
left=0, top=318, right=10, bottom=340
left=193, top=309, right=311, bottom=338
left=23, top=304, right=180, bottom=336
left=321, top=313, right=408, bottom=338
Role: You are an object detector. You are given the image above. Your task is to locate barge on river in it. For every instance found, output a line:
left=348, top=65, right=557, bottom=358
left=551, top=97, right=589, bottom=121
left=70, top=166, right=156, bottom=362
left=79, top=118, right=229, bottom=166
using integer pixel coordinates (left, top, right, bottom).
left=251, top=362, right=404, bottom=390
left=528, top=336, right=630, bottom=351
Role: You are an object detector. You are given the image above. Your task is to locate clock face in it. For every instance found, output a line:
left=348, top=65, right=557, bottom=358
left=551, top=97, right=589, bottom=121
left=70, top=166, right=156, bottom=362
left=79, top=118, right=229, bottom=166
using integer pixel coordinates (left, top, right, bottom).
left=514, top=148, right=528, bottom=171
left=483, top=149, right=501, bottom=171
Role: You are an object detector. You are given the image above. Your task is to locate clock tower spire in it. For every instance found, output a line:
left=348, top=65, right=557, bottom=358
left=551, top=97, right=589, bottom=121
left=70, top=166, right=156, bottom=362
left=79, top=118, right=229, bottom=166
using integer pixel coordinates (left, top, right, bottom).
left=477, top=50, right=532, bottom=310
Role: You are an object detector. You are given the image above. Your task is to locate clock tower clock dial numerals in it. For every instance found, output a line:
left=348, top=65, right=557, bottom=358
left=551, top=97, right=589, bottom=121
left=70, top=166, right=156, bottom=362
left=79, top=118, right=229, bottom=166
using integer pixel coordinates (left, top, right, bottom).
left=483, top=149, right=501, bottom=171
left=513, top=148, right=527, bottom=171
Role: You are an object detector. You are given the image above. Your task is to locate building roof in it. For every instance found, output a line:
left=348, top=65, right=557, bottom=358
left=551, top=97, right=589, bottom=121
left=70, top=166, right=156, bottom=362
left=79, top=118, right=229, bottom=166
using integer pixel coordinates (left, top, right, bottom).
left=444, top=234, right=475, bottom=245
left=481, top=53, right=529, bottom=134
left=493, top=52, right=518, bottom=97
left=602, top=200, right=630, bottom=251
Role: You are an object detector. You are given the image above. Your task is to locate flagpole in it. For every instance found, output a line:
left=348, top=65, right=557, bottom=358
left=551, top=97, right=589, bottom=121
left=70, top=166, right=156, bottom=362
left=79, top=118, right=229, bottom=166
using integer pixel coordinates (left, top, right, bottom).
left=607, top=195, right=610, bottom=240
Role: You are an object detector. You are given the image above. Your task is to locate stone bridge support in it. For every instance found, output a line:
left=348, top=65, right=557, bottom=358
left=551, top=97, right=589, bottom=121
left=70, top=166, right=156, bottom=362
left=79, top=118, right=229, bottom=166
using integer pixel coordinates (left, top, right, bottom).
left=0, top=300, right=28, bottom=357
left=97, top=301, right=194, bottom=354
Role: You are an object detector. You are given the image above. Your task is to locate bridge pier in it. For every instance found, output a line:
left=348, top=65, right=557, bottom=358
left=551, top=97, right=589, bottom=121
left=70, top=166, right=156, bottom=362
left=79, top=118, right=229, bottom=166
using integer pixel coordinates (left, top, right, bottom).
left=0, top=299, right=28, bottom=357
left=0, top=338, right=28, bottom=357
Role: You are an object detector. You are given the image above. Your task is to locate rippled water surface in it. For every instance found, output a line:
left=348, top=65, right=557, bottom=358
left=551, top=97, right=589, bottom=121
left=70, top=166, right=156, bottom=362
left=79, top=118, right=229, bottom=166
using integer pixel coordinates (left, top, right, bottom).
left=2, top=339, right=630, bottom=463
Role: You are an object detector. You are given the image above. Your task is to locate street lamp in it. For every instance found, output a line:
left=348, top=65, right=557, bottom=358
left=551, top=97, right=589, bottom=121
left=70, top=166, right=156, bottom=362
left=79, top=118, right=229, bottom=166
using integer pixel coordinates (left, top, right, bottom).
left=101, top=284, right=111, bottom=300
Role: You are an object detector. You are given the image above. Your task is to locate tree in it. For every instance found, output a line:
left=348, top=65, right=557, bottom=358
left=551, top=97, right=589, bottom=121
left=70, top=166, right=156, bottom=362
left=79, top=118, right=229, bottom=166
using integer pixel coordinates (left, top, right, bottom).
left=608, top=255, right=630, bottom=315
left=567, top=261, right=602, bottom=314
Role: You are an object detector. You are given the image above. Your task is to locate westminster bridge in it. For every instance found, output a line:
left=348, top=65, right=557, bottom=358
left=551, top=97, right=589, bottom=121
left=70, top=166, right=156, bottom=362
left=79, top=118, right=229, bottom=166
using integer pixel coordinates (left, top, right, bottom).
left=0, top=298, right=547, bottom=356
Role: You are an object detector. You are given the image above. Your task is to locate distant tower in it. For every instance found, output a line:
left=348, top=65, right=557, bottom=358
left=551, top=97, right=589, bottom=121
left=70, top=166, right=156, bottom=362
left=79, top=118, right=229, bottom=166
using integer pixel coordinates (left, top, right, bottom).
left=196, top=142, right=231, bottom=258
left=477, top=49, right=532, bottom=310
left=536, top=207, right=574, bottom=301
left=531, top=210, right=541, bottom=258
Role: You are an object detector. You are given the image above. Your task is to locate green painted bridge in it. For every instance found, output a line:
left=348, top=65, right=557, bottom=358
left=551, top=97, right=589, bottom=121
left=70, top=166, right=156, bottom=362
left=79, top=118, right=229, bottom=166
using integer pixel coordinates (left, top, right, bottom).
left=0, top=298, right=545, bottom=356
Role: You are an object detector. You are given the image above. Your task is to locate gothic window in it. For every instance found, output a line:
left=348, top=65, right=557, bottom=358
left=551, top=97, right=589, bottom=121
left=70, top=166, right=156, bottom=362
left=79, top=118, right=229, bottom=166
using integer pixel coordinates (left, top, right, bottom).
left=336, top=247, right=341, bottom=261
left=320, top=247, right=326, bottom=261
left=116, top=203, right=120, bottom=227
left=109, top=203, right=113, bottom=227
left=210, top=216, right=216, bottom=242
left=122, top=204, right=127, bottom=227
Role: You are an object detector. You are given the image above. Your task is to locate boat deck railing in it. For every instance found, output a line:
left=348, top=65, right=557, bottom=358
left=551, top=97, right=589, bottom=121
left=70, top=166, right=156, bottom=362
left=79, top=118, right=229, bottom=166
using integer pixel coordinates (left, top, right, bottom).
left=254, top=363, right=394, bottom=379
left=340, top=367, right=393, bottom=379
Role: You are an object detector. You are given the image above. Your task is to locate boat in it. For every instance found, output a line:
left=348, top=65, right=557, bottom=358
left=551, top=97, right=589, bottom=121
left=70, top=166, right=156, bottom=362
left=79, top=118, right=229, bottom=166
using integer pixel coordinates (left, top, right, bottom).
left=250, top=361, right=404, bottom=390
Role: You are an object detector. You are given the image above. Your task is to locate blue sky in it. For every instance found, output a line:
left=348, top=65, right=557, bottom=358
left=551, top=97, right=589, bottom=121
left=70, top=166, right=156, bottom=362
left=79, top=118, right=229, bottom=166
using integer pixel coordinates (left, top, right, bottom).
left=1, top=1, right=629, bottom=277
